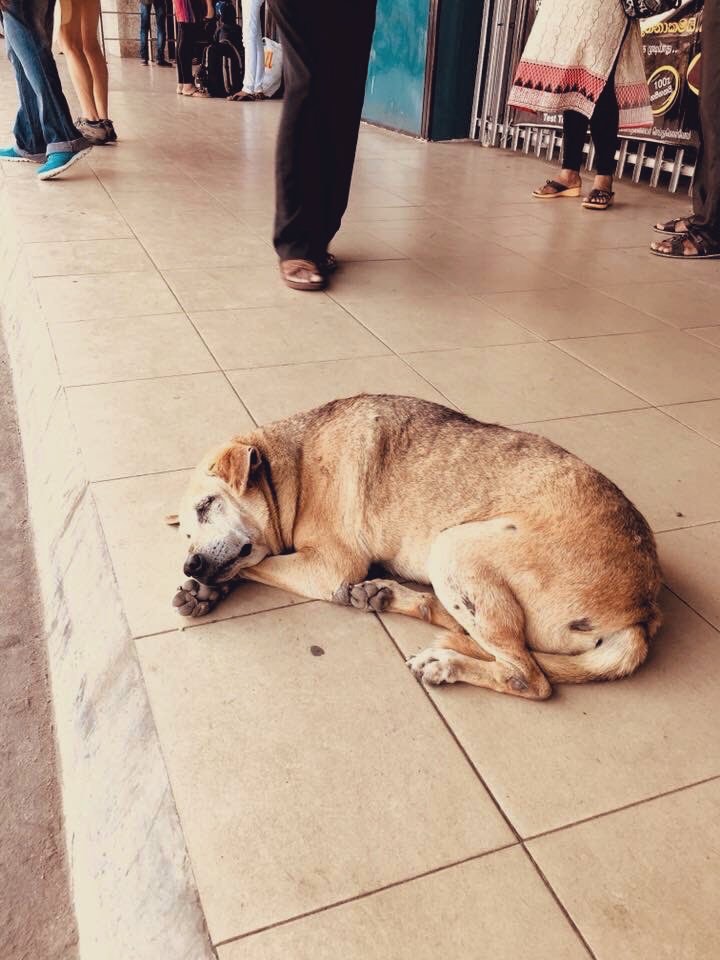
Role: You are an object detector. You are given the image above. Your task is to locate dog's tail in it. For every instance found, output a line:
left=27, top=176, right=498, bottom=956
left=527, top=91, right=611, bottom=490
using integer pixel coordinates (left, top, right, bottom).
left=534, top=620, right=656, bottom=685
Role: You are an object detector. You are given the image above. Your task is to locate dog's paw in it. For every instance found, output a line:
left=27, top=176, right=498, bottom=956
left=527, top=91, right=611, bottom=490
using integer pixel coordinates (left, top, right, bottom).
left=349, top=580, right=393, bottom=612
left=172, top=579, right=228, bottom=618
left=406, top=648, right=458, bottom=685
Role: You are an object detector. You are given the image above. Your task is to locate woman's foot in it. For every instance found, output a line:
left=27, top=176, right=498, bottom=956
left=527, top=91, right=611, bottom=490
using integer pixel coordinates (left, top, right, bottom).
left=227, top=90, right=255, bottom=101
left=582, top=175, right=614, bottom=210
left=181, top=84, right=207, bottom=97
left=532, top=169, right=581, bottom=198
left=279, top=259, right=326, bottom=291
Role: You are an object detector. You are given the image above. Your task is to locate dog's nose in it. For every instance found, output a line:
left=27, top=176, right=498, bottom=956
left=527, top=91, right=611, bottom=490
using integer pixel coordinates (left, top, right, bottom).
left=239, top=542, right=252, bottom=558
left=184, top=553, right=206, bottom=578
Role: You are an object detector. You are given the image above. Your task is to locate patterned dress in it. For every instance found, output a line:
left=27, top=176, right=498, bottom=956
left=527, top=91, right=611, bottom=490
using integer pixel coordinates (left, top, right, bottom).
left=508, top=0, right=653, bottom=129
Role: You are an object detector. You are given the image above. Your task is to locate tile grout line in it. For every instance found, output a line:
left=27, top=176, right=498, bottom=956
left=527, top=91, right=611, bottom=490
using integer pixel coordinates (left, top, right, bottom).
left=212, top=842, right=520, bottom=950
left=524, top=773, right=720, bottom=845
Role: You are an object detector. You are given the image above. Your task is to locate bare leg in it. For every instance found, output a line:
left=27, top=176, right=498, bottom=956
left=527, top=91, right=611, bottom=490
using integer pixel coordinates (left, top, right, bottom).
left=80, top=0, right=109, bottom=118
left=59, top=2, right=98, bottom=119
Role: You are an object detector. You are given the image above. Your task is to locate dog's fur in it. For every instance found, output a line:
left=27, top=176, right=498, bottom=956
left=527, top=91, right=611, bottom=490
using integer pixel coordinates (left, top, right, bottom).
left=169, top=395, right=662, bottom=700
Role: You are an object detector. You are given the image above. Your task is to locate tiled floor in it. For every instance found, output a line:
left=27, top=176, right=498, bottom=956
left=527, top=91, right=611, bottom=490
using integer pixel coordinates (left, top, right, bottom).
left=3, top=59, right=720, bottom=959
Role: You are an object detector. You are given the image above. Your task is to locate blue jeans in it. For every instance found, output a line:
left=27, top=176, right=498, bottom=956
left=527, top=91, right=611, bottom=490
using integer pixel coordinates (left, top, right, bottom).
left=140, top=1, right=167, bottom=62
left=2, top=0, right=87, bottom=157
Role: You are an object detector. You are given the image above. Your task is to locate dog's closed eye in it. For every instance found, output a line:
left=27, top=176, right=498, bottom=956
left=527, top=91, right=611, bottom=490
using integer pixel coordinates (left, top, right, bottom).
left=196, top=496, right=218, bottom=523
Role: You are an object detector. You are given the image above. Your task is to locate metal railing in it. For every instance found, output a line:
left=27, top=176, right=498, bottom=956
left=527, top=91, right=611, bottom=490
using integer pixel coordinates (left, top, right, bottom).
left=469, top=0, right=696, bottom=193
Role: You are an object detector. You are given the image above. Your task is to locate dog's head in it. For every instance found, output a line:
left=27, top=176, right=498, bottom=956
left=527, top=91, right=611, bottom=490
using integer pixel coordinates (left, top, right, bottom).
left=167, top=440, right=273, bottom=585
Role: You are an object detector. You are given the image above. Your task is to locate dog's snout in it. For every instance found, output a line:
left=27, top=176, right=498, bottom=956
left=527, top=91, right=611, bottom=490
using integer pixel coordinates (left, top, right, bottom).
left=184, top=553, right=206, bottom=578
left=239, top=542, right=253, bottom=558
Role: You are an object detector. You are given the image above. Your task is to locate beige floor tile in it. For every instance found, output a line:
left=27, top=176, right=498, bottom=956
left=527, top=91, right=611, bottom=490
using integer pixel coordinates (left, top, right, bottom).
left=92, top=471, right=301, bottom=637
left=557, top=330, right=720, bottom=405
left=690, top=325, right=720, bottom=347
left=382, top=590, right=720, bottom=836
left=164, top=265, right=299, bottom=311
left=345, top=293, right=537, bottom=352
left=599, top=279, right=720, bottom=328
left=191, top=301, right=389, bottom=370
left=657, top=523, right=720, bottom=629
left=661, top=398, right=720, bottom=444
left=218, top=847, right=587, bottom=960
left=481, top=287, right=667, bottom=340
left=543, top=246, right=710, bottom=287
left=527, top=780, right=720, bottom=960
left=36, top=271, right=178, bottom=322
left=326, top=226, right=407, bottom=262
left=228, top=355, right=451, bottom=424
left=67, top=372, right=253, bottom=480
left=416, top=254, right=570, bottom=296
left=50, top=314, right=217, bottom=385
left=406, top=342, right=643, bottom=423
left=327, top=260, right=458, bottom=306
left=20, top=209, right=134, bottom=243
left=364, top=222, right=512, bottom=260
left=521, top=408, right=720, bottom=530
left=26, top=238, right=154, bottom=277
left=136, top=603, right=514, bottom=941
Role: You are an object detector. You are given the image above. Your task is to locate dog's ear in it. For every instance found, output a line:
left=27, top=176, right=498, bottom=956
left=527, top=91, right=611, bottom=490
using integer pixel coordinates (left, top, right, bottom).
left=164, top=513, right=180, bottom=526
left=210, top=442, right=262, bottom=494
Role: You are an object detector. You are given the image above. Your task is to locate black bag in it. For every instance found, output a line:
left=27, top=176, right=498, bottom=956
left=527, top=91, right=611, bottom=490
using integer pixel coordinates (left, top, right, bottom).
left=621, top=0, right=680, bottom=18
left=197, top=38, right=244, bottom=97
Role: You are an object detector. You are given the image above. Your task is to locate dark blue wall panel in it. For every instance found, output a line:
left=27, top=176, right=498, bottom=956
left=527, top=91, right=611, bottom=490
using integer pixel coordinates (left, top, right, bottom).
left=362, top=0, right=431, bottom=136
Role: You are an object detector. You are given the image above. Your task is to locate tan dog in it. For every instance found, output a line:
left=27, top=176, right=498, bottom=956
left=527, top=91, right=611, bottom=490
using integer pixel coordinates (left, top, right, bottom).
left=168, top=395, right=662, bottom=701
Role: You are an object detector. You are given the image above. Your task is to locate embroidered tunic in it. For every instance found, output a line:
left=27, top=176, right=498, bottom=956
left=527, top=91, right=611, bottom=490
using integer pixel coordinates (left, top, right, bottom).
left=508, top=0, right=653, bottom=129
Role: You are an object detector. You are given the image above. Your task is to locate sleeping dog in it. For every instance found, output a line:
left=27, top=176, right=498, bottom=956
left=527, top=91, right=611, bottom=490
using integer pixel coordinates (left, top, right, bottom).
left=167, top=395, right=661, bottom=700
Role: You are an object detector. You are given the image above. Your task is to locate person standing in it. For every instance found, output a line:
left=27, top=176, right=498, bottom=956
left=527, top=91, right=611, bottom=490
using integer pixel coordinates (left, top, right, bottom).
left=174, top=0, right=213, bottom=96
left=651, top=0, right=720, bottom=259
left=268, top=0, right=377, bottom=290
left=0, top=0, right=92, bottom=179
left=59, top=0, right=117, bottom=144
left=508, top=0, right=652, bottom=210
left=228, top=0, right=264, bottom=101
left=140, top=0, right=171, bottom=66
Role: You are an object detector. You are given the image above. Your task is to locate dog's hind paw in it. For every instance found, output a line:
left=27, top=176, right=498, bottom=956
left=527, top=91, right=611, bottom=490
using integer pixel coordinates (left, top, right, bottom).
left=407, top=648, right=458, bottom=685
left=349, top=580, right=393, bottom=612
left=172, top=579, right=231, bottom=618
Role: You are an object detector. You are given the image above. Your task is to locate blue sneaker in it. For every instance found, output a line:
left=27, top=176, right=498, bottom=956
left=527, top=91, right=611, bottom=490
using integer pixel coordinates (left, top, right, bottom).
left=0, top=146, right=43, bottom=163
left=37, top=147, right=92, bottom=181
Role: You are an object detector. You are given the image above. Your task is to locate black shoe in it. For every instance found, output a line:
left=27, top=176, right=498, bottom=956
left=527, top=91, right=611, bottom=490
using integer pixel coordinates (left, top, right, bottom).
left=102, top=120, right=118, bottom=143
left=142, top=58, right=149, bottom=65
left=156, top=58, right=172, bottom=67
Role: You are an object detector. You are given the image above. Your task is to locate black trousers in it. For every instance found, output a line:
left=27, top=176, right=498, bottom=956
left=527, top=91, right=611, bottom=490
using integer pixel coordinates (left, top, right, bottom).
left=693, top=0, right=719, bottom=242
left=176, top=20, right=203, bottom=84
left=562, top=68, right=620, bottom=177
left=268, top=0, right=377, bottom=262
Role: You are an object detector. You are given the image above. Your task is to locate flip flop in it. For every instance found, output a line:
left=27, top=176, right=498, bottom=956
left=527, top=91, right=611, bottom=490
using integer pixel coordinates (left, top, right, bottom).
left=280, top=259, right=326, bottom=291
left=582, top=188, right=614, bottom=211
left=650, top=232, right=720, bottom=259
left=227, top=91, right=255, bottom=101
left=532, top=179, right=582, bottom=199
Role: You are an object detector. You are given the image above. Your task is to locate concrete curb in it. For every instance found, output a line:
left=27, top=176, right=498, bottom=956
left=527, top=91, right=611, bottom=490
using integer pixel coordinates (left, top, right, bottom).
left=0, top=187, right=216, bottom=959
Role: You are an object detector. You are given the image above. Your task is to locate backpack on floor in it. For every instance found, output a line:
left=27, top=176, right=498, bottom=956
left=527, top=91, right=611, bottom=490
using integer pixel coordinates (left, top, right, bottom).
left=197, top=38, right=244, bottom=97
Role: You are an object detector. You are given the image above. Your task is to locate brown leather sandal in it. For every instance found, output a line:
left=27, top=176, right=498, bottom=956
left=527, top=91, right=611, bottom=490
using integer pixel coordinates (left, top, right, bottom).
left=280, top=259, right=326, bottom=291
left=582, top=188, right=615, bottom=211
left=532, top=178, right=582, bottom=199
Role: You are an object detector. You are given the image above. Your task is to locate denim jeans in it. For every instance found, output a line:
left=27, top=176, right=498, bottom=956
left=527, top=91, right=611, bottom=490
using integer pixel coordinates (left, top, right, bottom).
left=139, top=0, right=167, bottom=62
left=2, top=0, right=87, bottom=156
left=242, top=0, right=264, bottom=94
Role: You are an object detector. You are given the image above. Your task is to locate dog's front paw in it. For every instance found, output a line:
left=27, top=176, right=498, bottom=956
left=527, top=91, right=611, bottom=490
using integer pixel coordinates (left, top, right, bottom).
left=349, top=580, right=393, bottom=612
left=406, top=648, right=458, bottom=685
left=172, top=579, right=229, bottom=618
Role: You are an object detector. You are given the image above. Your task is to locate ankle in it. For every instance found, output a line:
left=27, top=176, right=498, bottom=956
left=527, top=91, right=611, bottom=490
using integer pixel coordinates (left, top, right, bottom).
left=559, top=168, right=581, bottom=185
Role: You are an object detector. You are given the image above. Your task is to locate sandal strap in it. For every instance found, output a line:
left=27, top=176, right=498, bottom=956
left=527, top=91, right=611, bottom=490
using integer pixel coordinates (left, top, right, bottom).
left=546, top=179, right=570, bottom=192
left=685, top=227, right=720, bottom=257
left=281, top=258, right=321, bottom=276
left=587, top=188, right=614, bottom=202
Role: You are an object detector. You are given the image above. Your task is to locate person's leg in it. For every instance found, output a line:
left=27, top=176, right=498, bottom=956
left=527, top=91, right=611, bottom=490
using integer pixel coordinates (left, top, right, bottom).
left=241, top=0, right=263, bottom=93
left=59, top=0, right=98, bottom=119
left=79, top=0, right=109, bottom=118
left=589, top=69, right=619, bottom=190
left=250, top=0, right=265, bottom=94
left=4, top=32, right=47, bottom=158
left=532, top=109, right=586, bottom=196
left=692, top=0, right=720, bottom=243
left=3, top=0, right=88, bottom=155
left=154, top=0, right=167, bottom=62
left=139, top=2, right=150, bottom=61
left=268, top=0, right=326, bottom=266
left=319, top=0, right=376, bottom=251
